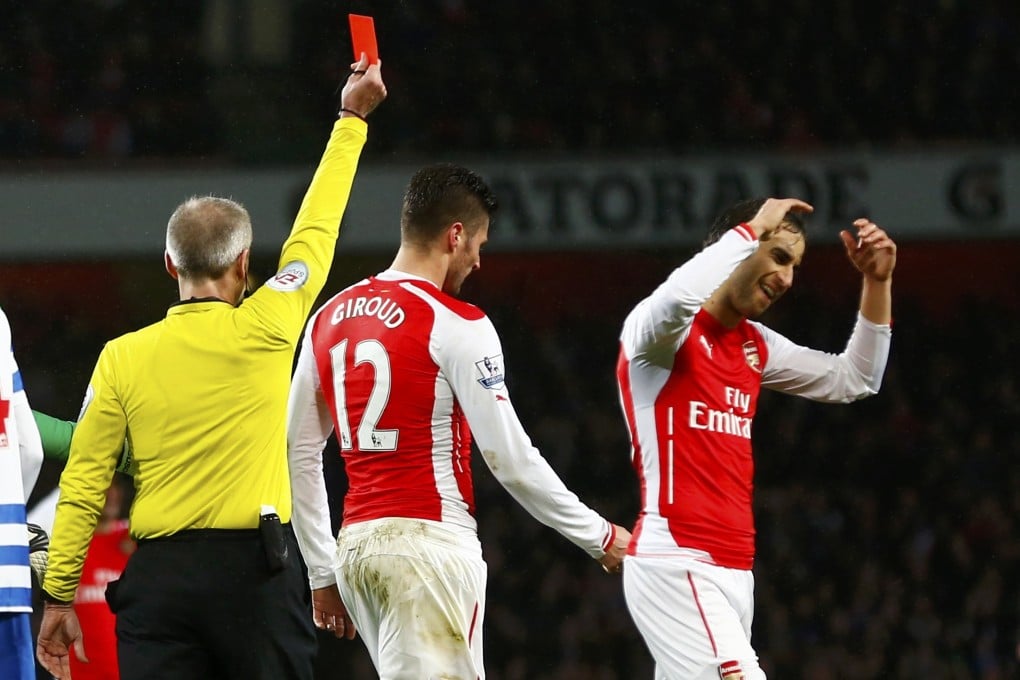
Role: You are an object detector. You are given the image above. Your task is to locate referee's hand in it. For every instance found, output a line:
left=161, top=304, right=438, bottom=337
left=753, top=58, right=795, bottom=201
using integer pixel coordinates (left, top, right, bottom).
left=312, top=584, right=357, bottom=640
left=338, top=54, right=387, bottom=121
left=37, top=602, right=88, bottom=679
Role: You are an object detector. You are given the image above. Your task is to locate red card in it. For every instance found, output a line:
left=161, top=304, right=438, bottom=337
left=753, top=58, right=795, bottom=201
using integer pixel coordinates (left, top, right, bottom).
left=349, top=14, right=379, bottom=65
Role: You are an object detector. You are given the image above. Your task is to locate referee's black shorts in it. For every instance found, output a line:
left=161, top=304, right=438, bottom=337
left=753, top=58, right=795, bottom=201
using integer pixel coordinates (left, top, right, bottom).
left=108, top=524, right=316, bottom=680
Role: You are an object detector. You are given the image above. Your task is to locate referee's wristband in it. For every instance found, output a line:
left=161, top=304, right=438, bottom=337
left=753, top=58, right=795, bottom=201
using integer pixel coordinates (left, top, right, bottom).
left=339, top=107, right=367, bottom=122
left=40, top=589, right=74, bottom=606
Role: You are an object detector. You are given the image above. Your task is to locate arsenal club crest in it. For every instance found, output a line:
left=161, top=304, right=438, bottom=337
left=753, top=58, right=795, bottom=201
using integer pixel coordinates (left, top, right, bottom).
left=742, top=341, right=762, bottom=373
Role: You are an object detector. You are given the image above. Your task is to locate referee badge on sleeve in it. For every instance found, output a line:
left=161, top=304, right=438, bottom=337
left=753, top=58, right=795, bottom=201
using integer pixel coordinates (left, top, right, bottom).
left=267, top=261, right=309, bottom=292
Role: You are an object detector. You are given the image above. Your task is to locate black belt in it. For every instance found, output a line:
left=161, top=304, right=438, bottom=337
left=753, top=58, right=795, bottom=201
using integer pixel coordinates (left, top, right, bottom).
left=137, top=525, right=289, bottom=544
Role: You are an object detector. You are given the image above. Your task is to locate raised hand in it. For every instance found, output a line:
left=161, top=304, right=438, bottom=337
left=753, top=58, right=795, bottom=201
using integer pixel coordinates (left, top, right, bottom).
left=340, top=54, right=387, bottom=120
left=746, top=198, right=814, bottom=240
left=840, top=218, right=897, bottom=282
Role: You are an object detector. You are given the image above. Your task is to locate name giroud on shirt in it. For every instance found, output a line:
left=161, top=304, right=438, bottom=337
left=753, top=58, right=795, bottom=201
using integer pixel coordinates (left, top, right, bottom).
left=330, top=295, right=406, bottom=329
left=685, top=386, right=752, bottom=439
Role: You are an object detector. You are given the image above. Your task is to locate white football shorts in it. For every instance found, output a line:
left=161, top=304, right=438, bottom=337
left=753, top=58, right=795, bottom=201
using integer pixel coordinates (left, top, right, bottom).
left=335, top=517, right=488, bottom=680
left=624, top=552, right=766, bottom=680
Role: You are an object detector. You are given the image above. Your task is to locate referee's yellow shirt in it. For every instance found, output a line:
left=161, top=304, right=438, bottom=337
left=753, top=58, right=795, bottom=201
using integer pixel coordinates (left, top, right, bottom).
left=44, top=117, right=367, bottom=602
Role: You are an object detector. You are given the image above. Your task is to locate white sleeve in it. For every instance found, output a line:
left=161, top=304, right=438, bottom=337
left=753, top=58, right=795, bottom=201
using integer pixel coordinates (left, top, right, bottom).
left=286, top=321, right=338, bottom=589
left=757, top=314, right=892, bottom=403
left=620, top=226, right=759, bottom=360
left=1, top=308, right=43, bottom=498
left=439, top=314, right=612, bottom=560
left=14, top=390, right=43, bottom=498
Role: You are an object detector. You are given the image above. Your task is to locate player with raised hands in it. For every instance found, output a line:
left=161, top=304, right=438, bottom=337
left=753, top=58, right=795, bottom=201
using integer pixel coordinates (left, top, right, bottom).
left=616, top=197, right=896, bottom=679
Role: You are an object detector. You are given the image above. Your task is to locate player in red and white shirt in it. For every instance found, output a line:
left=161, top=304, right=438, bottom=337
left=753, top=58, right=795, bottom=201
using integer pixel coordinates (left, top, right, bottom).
left=287, top=163, right=630, bottom=679
left=617, top=198, right=896, bottom=679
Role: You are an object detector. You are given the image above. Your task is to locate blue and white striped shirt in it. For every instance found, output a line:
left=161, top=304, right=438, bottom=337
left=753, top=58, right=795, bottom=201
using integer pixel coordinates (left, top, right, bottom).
left=0, top=305, right=43, bottom=613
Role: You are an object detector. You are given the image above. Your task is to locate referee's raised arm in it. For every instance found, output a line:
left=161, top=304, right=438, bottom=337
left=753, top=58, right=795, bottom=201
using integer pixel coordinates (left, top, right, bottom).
left=37, top=55, right=387, bottom=680
left=246, top=55, right=387, bottom=342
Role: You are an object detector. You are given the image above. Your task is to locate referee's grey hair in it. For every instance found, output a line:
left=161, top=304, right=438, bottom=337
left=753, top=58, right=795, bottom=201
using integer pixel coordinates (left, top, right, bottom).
left=165, top=196, right=252, bottom=280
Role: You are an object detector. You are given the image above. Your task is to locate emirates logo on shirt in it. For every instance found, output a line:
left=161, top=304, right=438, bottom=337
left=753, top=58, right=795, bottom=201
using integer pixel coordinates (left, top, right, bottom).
left=742, top=341, right=761, bottom=373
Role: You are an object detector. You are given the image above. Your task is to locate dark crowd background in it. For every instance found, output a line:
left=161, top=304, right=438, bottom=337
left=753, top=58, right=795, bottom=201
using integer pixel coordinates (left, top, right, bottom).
left=3, top=1, right=1020, bottom=679
left=2, top=1, right=1019, bottom=161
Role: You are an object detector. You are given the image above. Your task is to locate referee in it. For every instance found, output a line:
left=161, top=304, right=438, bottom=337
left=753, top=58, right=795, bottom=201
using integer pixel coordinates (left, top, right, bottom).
left=36, top=57, right=387, bottom=680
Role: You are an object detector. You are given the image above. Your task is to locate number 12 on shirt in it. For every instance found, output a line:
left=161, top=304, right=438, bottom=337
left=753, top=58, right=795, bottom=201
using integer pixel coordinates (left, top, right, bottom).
left=330, top=339, right=399, bottom=451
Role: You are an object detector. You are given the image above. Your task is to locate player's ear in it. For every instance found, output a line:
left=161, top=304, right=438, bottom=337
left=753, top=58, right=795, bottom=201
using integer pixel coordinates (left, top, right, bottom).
left=447, top=222, right=464, bottom=251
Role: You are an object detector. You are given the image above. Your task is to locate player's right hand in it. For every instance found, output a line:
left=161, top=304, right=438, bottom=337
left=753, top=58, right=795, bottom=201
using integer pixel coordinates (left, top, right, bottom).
left=339, top=54, right=387, bottom=120
left=312, top=584, right=357, bottom=640
left=746, top=198, right=813, bottom=240
left=599, top=523, right=632, bottom=574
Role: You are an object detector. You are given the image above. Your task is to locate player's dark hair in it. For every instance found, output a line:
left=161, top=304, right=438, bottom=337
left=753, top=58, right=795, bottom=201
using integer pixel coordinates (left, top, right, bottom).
left=400, top=163, right=498, bottom=246
left=703, top=197, right=807, bottom=247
